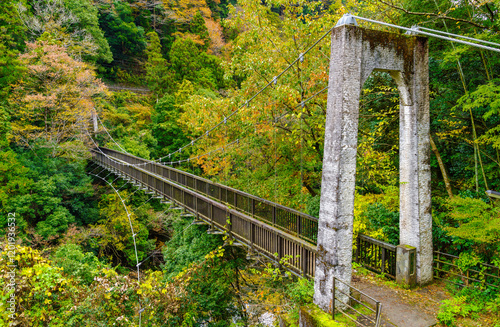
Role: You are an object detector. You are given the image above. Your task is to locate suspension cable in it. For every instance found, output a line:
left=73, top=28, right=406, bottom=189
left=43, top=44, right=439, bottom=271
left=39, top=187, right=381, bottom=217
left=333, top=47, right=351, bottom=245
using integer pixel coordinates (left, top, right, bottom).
left=87, top=172, right=143, bottom=327
left=416, top=26, right=500, bottom=48
left=96, top=114, right=130, bottom=154
left=348, top=14, right=500, bottom=53
left=96, top=26, right=334, bottom=168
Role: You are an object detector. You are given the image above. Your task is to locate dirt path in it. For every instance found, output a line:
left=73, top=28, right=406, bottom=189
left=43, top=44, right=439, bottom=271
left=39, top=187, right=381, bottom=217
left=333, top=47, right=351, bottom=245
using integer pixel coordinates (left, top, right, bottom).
left=351, top=274, right=451, bottom=327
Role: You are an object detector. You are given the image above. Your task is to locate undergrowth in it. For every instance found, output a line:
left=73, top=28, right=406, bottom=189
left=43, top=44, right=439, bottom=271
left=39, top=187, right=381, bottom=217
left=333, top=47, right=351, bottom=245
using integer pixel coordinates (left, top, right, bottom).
left=437, top=284, right=500, bottom=326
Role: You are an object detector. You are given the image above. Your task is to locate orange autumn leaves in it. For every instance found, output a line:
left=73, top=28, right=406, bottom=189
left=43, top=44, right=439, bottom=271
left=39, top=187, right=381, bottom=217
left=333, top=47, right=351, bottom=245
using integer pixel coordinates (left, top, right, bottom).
left=10, top=39, right=107, bottom=158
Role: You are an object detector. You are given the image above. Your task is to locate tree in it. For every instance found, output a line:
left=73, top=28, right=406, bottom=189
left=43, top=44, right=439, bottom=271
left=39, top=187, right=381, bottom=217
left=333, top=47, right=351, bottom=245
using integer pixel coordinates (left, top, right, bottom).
left=99, top=91, right=157, bottom=158
left=63, top=0, right=113, bottom=63
left=151, top=95, right=190, bottom=156
left=168, top=37, right=223, bottom=89
left=169, top=37, right=201, bottom=81
left=443, top=196, right=500, bottom=245
left=162, top=0, right=212, bottom=24
left=0, top=0, right=26, bottom=97
left=190, top=11, right=211, bottom=50
left=9, top=38, right=106, bottom=158
left=92, top=192, right=154, bottom=266
left=145, top=31, right=173, bottom=96
left=98, top=1, right=147, bottom=61
left=17, top=0, right=111, bottom=63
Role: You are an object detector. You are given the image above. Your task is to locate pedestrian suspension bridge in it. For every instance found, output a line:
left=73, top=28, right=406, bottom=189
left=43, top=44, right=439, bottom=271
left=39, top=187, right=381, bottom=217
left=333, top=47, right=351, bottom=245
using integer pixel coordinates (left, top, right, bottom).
left=92, top=146, right=319, bottom=278
left=89, top=14, right=500, bottom=326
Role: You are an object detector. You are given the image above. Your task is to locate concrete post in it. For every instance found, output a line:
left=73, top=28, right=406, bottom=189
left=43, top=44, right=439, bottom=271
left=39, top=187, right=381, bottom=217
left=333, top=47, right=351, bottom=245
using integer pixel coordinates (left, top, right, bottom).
left=314, top=25, right=431, bottom=312
left=396, top=244, right=417, bottom=286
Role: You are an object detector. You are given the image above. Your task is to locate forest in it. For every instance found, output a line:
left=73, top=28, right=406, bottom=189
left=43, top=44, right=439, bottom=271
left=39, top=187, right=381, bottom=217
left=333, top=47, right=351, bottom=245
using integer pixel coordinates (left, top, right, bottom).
left=0, top=0, right=499, bottom=326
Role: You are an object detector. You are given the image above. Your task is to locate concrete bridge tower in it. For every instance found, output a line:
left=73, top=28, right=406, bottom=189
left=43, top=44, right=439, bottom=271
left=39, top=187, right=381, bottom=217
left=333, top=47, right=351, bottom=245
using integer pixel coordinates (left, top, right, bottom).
left=314, top=21, right=432, bottom=312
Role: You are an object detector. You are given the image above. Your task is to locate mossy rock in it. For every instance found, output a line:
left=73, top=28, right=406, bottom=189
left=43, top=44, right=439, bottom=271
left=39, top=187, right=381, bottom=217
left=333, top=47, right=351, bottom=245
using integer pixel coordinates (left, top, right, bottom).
left=299, top=304, right=346, bottom=327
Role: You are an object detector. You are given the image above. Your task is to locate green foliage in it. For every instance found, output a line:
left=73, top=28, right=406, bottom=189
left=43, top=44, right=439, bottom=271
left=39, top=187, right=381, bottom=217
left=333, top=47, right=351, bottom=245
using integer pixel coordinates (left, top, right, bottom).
left=98, top=1, right=147, bottom=60
left=63, top=0, right=113, bottom=63
left=442, top=196, right=500, bottom=244
left=207, top=0, right=236, bottom=20
left=352, top=187, right=399, bottom=243
left=169, top=37, right=224, bottom=89
left=0, top=245, right=143, bottom=326
left=0, top=105, right=11, bottom=147
left=151, top=95, right=191, bottom=157
left=36, top=206, right=75, bottom=239
left=92, top=191, right=154, bottom=266
left=357, top=73, right=400, bottom=193
left=0, top=147, right=97, bottom=239
left=158, top=214, right=246, bottom=325
left=170, top=37, right=202, bottom=81
left=145, top=31, right=173, bottom=96
left=98, top=91, right=156, bottom=158
left=181, top=246, right=243, bottom=325
left=362, top=203, right=400, bottom=245
left=437, top=286, right=500, bottom=326
left=161, top=217, right=223, bottom=278
left=51, top=243, right=105, bottom=284
left=306, top=195, right=320, bottom=218
left=0, top=0, right=26, bottom=96
left=190, top=11, right=210, bottom=50
left=286, top=277, right=314, bottom=306
left=452, top=78, right=500, bottom=190
left=0, top=246, right=73, bottom=326
left=0, top=149, right=31, bottom=234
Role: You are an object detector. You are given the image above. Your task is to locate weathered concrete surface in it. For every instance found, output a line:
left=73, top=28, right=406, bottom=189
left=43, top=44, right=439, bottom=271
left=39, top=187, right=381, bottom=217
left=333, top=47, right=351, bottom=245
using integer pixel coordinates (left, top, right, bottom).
left=396, top=245, right=417, bottom=286
left=299, top=307, right=318, bottom=327
left=314, top=24, right=432, bottom=312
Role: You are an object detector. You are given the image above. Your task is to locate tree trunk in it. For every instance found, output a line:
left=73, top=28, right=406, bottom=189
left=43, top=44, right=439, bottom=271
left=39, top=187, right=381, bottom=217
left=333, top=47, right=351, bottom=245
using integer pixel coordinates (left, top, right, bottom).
left=430, top=135, right=453, bottom=198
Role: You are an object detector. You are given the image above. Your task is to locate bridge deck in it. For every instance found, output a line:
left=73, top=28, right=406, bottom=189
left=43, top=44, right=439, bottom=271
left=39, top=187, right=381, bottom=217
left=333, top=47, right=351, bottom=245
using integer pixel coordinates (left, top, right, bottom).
left=98, top=147, right=319, bottom=244
left=92, top=148, right=317, bottom=278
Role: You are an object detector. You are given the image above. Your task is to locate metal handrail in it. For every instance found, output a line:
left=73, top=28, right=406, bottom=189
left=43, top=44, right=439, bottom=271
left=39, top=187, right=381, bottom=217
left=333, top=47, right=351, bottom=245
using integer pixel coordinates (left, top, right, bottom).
left=91, top=149, right=318, bottom=278
left=99, top=147, right=319, bottom=244
left=332, top=277, right=382, bottom=327
left=355, top=234, right=397, bottom=279
left=358, top=234, right=396, bottom=251
left=433, top=251, right=500, bottom=289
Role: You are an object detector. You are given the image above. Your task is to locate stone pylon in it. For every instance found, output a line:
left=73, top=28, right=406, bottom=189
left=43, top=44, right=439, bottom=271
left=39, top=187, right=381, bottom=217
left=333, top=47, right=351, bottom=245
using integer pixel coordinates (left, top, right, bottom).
left=313, top=24, right=432, bottom=312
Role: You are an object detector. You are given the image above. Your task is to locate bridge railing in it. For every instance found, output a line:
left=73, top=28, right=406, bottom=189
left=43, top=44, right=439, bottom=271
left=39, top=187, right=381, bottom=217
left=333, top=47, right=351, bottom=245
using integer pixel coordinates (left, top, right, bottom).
left=434, top=251, right=500, bottom=289
left=99, top=147, right=319, bottom=244
left=332, top=277, right=382, bottom=327
left=92, top=149, right=317, bottom=279
left=354, top=234, right=397, bottom=279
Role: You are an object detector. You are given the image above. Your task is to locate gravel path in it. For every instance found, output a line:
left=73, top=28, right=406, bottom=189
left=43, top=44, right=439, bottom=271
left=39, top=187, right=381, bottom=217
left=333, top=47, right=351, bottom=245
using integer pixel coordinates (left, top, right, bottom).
left=351, top=275, right=447, bottom=327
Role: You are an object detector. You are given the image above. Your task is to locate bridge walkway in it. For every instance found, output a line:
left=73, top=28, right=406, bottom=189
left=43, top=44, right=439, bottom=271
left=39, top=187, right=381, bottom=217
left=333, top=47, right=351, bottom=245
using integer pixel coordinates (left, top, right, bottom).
left=92, top=147, right=318, bottom=278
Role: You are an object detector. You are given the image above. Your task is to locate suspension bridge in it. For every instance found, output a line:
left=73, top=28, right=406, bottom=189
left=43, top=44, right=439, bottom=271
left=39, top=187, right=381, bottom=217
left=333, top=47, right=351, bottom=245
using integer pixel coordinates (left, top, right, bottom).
left=88, top=14, right=500, bottom=326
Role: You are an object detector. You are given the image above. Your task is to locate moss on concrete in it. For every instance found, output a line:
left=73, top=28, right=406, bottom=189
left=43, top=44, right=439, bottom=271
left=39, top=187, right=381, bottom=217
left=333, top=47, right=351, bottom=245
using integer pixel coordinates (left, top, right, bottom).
left=300, top=304, right=348, bottom=327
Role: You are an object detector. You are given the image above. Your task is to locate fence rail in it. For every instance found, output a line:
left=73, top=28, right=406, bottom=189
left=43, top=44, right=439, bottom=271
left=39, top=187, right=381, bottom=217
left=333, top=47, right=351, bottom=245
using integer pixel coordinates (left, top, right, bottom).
left=332, top=277, right=382, bottom=327
left=92, top=149, right=317, bottom=279
left=434, top=251, right=500, bottom=289
left=355, top=234, right=397, bottom=280
left=99, top=147, right=319, bottom=244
